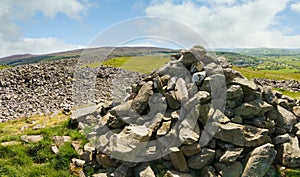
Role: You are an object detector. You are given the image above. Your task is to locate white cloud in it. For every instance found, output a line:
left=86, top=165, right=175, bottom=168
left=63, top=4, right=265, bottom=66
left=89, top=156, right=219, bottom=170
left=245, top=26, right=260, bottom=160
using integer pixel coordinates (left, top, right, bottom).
left=145, top=0, right=300, bottom=48
left=1, top=37, right=84, bottom=57
left=0, top=0, right=90, bottom=57
left=291, top=1, right=300, bottom=14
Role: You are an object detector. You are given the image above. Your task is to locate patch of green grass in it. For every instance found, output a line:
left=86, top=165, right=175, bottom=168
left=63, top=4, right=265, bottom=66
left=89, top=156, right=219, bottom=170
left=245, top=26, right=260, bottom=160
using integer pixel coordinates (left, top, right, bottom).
left=273, top=88, right=300, bottom=100
left=84, top=55, right=170, bottom=74
left=233, top=66, right=300, bottom=81
left=282, top=168, right=300, bottom=177
left=0, top=65, right=10, bottom=70
left=0, top=113, right=87, bottom=177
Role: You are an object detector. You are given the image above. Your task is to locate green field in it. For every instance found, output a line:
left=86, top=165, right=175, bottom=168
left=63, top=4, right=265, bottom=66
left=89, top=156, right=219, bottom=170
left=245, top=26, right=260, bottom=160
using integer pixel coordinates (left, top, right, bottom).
left=84, top=55, right=170, bottom=74
left=233, top=66, right=300, bottom=81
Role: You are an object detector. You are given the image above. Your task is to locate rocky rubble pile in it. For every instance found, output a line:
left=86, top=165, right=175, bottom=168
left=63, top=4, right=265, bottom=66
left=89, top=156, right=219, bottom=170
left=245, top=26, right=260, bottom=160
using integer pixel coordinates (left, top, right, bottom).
left=0, top=59, right=141, bottom=122
left=72, top=46, right=300, bottom=177
left=255, top=78, right=300, bottom=92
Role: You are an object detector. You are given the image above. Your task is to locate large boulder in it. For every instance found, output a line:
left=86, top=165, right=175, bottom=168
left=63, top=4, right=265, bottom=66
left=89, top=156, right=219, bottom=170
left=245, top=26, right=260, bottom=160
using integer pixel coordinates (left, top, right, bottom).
left=279, top=135, right=300, bottom=168
left=242, top=143, right=277, bottom=177
left=214, top=122, right=271, bottom=147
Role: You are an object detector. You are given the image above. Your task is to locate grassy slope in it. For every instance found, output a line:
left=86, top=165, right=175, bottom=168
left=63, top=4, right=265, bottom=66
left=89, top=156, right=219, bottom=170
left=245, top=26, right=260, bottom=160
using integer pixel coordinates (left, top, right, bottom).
left=0, top=113, right=86, bottom=177
left=85, top=55, right=170, bottom=74
left=0, top=65, right=10, bottom=70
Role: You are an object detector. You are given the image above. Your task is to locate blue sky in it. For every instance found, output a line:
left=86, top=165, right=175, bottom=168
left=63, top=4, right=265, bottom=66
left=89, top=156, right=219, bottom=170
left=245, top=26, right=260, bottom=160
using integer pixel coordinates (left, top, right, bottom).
left=1, top=0, right=300, bottom=57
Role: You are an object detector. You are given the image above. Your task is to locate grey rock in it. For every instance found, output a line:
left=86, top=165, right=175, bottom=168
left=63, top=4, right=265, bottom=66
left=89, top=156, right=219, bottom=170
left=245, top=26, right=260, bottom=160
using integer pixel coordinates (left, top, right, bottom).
left=215, top=162, right=243, bottom=177
left=279, top=135, right=300, bottom=168
left=178, top=49, right=199, bottom=67
left=219, top=147, right=243, bottom=163
left=134, top=163, right=155, bottom=177
left=200, top=166, right=217, bottom=177
left=167, top=77, right=177, bottom=91
left=158, top=60, right=192, bottom=83
left=190, top=61, right=204, bottom=74
left=293, top=106, right=300, bottom=117
left=187, top=148, right=215, bottom=169
left=192, top=71, right=206, bottom=86
left=214, top=122, right=271, bottom=147
left=182, top=143, right=201, bottom=157
left=277, top=106, right=298, bottom=132
left=175, top=78, right=189, bottom=103
left=163, top=170, right=192, bottom=177
left=131, top=81, right=153, bottom=115
left=273, top=134, right=290, bottom=145
left=21, top=135, right=43, bottom=143
left=169, top=147, right=189, bottom=172
left=165, top=91, right=181, bottom=110
left=234, top=99, right=273, bottom=119
left=52, top=136, right=71, bottom=147
left=227, top=85, right=244, bottom=100
left=242, top=143, right=277, bottom=177
left=157, top=120, right=172, bottom=136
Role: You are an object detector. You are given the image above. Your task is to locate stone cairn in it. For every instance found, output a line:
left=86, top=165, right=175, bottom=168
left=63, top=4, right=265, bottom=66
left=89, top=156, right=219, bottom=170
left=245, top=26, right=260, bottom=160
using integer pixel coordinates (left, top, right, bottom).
left=71, top=46, right=300, bottom=177
left=0, top=58, right=141, bottom=122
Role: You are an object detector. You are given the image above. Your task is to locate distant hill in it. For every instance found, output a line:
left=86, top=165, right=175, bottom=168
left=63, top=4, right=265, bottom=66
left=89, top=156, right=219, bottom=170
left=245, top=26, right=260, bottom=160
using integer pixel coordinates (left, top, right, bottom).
left=216, top=48, right=300, bottom=56
left=0, top=47, right=178, bottom=66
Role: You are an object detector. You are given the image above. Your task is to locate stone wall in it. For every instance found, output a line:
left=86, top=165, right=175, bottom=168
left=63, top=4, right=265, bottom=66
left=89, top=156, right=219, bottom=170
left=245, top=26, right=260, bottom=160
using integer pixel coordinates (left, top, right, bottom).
left=72, top=46, right=300, bottom=177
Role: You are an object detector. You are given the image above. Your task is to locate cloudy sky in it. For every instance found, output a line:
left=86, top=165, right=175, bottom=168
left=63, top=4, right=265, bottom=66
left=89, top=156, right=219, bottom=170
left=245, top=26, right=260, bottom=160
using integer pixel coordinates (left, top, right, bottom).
left=1, top=0, right=300, bottom=57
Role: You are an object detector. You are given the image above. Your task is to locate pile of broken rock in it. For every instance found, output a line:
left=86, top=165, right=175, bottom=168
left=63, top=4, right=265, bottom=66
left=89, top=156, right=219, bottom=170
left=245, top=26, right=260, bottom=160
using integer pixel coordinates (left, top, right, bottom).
left=71, top=46, right=300, bottom=177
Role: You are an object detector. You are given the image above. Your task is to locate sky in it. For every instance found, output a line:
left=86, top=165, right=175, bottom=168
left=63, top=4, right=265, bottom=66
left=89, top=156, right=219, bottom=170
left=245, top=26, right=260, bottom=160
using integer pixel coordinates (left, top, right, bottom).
left=1, top=0, right=300, bottom=57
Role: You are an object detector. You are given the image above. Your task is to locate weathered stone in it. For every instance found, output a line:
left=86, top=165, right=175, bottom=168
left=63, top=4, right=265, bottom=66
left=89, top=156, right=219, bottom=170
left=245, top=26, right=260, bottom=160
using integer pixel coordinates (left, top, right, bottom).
left=192, top=71, right=206, bottom=86
left=51, top=144, right=59, bottom=154
left=163, top=170, right=192, bottom=177
left=175, top=78, right=188, bottom=103
left=215, top=162, right=243, bottom=177
left=199, top=166, right=217, bottom=177
left=96, top=153, right=119, bottom=168
left=198, top=104, right=211, bottom=125
left=262, top=87, right=278, bottom=106
left=277, top=106, right=298, bottom=132
left=214, top=122, right=271, bottom=147
left=167, top=77, right=177, bottom=91
left=186, top=83, right=198, bottom=99
left=21, top=135, right=43, bottom=143
left=242, top=143, right=277, bottom=177
left=169, top=147, right=189, bottom=172
left=273, top=134, right=290, bottom=145
left=131, top=81, right=153, bottom=115
left=52, top=136, right=71, bottom=147
left=157, top=120, right=172, bottom=136
left=231, top=78, right=259, bottom=92
left=0, top=141, right=21, bottom=147
left=112, top=164, right=132, bottom=177
left=223, top=68, right=246, bottom=83
left=103, top=125, right=151, bottom=161
left=219, top=147, right=243, bottom=163
left=187, top=148, right=215, bottom=169
left=158, top=61, right=191, bottom=83
left=182, top=143, right=201, bottom=157
left=279, top=135, right=300, bottom=168
left=190, top=61, right=204, bottom=74
left=293, top=106, right=300, bottom=117
left=234, top=99, right=273, bottom=119
left=178, top=49, right=199, bottom=67
left=153, top=76, right=163, bottom=93
left=227, top=85, right=244, bottom=100
left=72, top=158, right=85, bottom=167
left=160, top=75, right=170, bottom=86
left=148, top=113, right=164, bottom=132
left=134, top=163, right=155, bottom=177
left=165, top=91, right=181, bottom=110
